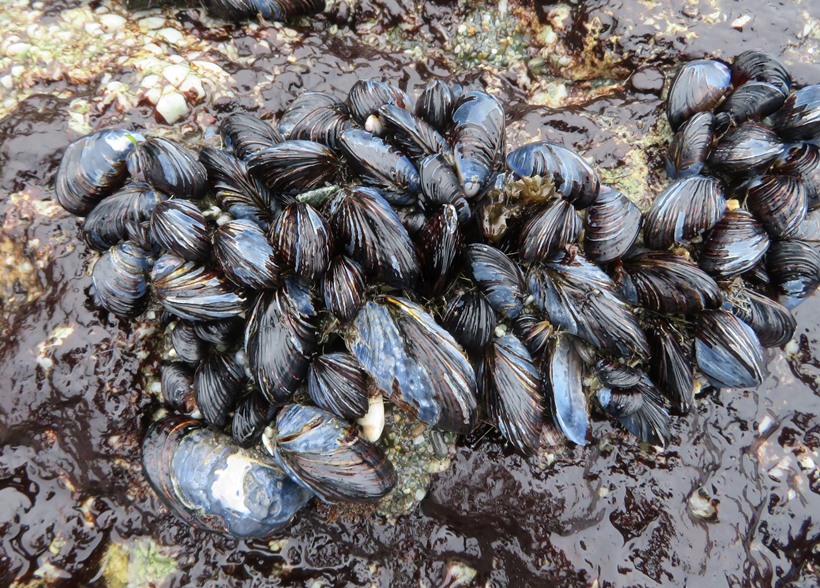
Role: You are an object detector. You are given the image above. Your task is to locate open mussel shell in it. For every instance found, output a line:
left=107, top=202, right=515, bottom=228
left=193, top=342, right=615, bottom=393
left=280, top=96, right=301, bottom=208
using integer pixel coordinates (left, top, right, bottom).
left=219, top=112, right=283, bottom=160
left=771, top=143, right=820, bottom=205
left=414, top=204, right=461, bottom=296
left=232, top=390, right=275, bottom=447
left=699, top=209, right=770, bottom=277
left=199, top=147, right=277, bottom=231
left=160, top=362, right=198, bottom=416
left=506, top=141, right=599, bottom=208
left=267, top=404, right=397, bottom=503
left=245, top=278, right=317, bottom=404
left=706, top=122, right=784, bottom=175
left=279, top=92, right=344, bottom=137
left=665, top=112, right=714, bottom=179
left=441, top=291, right=496, bottom=357
left=346, top=79, right=411, bottom=126
left=214, top=219, right=280, bottom=290
left=192, top=318, right=244, bottom=345
left=194, top=352, right=246, bottom=429
left=518, top=197, right=582, bottom=262
left=170, top=320, right=207, bottom=364
left=731, top=50, right=791, bottom=95
left=618, top=251, right=722, bottom=315
left=769, top=84, right=820, bottom=143
left=152, top=254, right=246, bottom=321
left=247, top=140, right=338, bottom=192
left=142, top=415, right=312, bottom=538
left=150, top=200, right=210, bottom=263
left=127, top=137, right=208, bottom=201
left=583, top=186, right=642, bottom=263
left=327, top=186, right=419, bottom=290
left=714, top=82, right=786, bottom=131
left=745, top=174, right=808, bottom=239
left=542, top=335, right=588, bottom=446
left=91, top=241, right=151, bottom=317
left=322, top=256, right=365, bottom=323
left=646, top=320, right=694, bottom=415
left=374, top=104, right=451, bottom=161
left=55, top=129, right=144, bottom=216
left=452, top=91, right=506, bottom=197
left=765, top=239, right=820, bottom=309
left=643, top=175, right=726, bottom=249
left=595, top=361, right=671, bottom=447
left=307, top=352, right=370, bottom=421
left=346, top=297, right=477, bottom=434
left=463, top=243, right=526, bottom=320
left=418, top=153, right=465, bottom=213
left=338, top=128, right=420, bottom=203
left=201, top=0, right=325, bottom=21
left=478, top=334, right=544, bottom=456
left=666, top=59, right=731, bottom=130
left=272, top=202, right=333, bottom=283
left=415, top=79, right=455, bottom=131
left=727, top=286, right=796, bottom=347
left=695, top=310, right=766, bottom=388
left=528, top=253, right=649, bottom=358
left=82, top=182, right=165, bottom=251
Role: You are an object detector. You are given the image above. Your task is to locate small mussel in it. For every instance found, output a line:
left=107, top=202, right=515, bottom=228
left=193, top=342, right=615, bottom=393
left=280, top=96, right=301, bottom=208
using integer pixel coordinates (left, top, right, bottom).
left=265, top=404, right=397, bottom=503
left=192, top=317, right=245, bottom=346
left=518, top=197, right=582, bottom=262
left=416, top=80, right=456, bottom=131
left=665, top=112, right=714, bottom=179
left=279, top=92, right=344, bottom=137
left=82, top=182, right=165, bottom=251
left=91, top=241, right=152, bottom=317
left=150, top=200, right=210, bottom=263
left=506, top=141, right=600, bottom=208
left=414, top=204, right=461, bottom=296
left=170, top=320, right=207, bottom=364
left=645, top=319, right=694, bottom=415
left=232, top=390, right=275, bottom=447
left=745, top=174, right=807, bottom=239
left=418, top=153, right=466, bottom=213
left=152, top=254, right=246, bottom=321
left=617, top=251, right=722, bottom=315
left=346, top=79, right=411, bottom=126
left=321, top=255, right=366, bottom=323
left=695, top=310, right=766, bottom=388
left=769, top=84, right=820, bottom=143
left=327, top=186, right=419, bottom=290
left=127, top=137, right=208, bottom=200
left=643, top=175, right=726, bottom=249
left=765, top=239, right=820, bottom=309
left=374, top=103, right=451, bottom=160
left=219, top=112, right=283, bottom=160
left=214, top=219, right=280, bottom=290
left=55, top=129, right=144, bottom=216
left=452, top=91, right=506, bottom=197
left=346, top=297, right=477, bottom=434
left=478, top=334, right=545, bottom=456
left=731, top=50, right=791, bottom=95
left=245, top=278, right=317, bottom=403
left=338, top=128, right=420, bottom=203
left=595, top=361, right=671, bottom=447
left=272, top=203, right=334, bottom=282
left=160, top=362, right=198, bottom=415
left=584, top=186, right=642, bottom=264
left=247, top=140, right=339, bottom=192
left=699, top=208, right=770, bottom=277
left=707, top=122, right=784, bottom=175
left=441, top=291, right=496, bottom=357
left=194, top=351, right=246, bottom=429
left=726, top=286, right=796, bottom=347
left=142, top=415, right=312, bottom=538
left=307, top=352, right=370, bottom=420
left=714, top=82, right=786, bottom=131
left=201, top=0, right=326, bottom=21
left=542, top=335, right=588, bottom=446
left=666, top=59, right=731, bottom=130
left=463, top=243, right=527, bottom=320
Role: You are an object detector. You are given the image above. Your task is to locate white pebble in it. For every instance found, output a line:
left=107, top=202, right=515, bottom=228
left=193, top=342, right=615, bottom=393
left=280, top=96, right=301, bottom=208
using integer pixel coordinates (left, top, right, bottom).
left=155, top=91, right=188, bottom=124
left=99, top=14, right=126, bottom=31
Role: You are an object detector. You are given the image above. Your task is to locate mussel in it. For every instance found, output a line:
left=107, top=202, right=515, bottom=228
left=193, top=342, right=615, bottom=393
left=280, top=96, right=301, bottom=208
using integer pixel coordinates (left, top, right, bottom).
left=194, top=352, right=246, bottom=429
left=214, top=219, right=280, bottom=290
left=745, top=174, right=808, bottom=239
left=160, top=362, right=198, bottom=415
left=307, top=352, right=370, bottom=421
left=518, top=197, right=582, bottom=262
left=666, top=59, right=731, bottom=130
left=665, top=112, right=714, bottom=179
left=643, top=175, right=726, bottom=249
left=542, top=335, right=588, bottom=446
left=452, top=91, right=506, bottom=197
left=219, top=112, right=283, bottom=160
left=91, top=241, right=151, bottom=317
left=441, top=291, right=496, bottom=357
left=698, top=208, right=770, bottom=277
left=583, top=186, right=642, bottom=263
left=695, top=310, right=766, bottom=388
left=82, top=182, right=165, bottom=251
left=247, top=140, right=339, bottom=192
left=769, top=84, right=820, bottom=143
left=726, top=286, right=796, bottom=347
left=127, top=137, right=208, bottom=201
left=142, top=415, right=312, bottom=538
left=765, top=239, right=820, bottom=309
left=707, top=123, right=784, bottom=175
left=338, top=129, right=420, bottom=203
left=321, top=255, right=366, bottom=323
left=201, top=0, right=326, bottom=21
left=463, top=244, right=526, bottom=320
left=150, top=200, right=210, bottom=263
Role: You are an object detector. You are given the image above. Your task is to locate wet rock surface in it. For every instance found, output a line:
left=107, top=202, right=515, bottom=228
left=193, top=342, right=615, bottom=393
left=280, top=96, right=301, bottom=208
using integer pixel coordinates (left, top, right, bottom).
left=0, top=0, right=818, bottom=586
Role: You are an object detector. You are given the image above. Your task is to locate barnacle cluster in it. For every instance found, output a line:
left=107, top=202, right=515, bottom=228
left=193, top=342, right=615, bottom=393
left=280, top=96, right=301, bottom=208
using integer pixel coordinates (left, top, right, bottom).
left=53, top=49, right=819, bottom=538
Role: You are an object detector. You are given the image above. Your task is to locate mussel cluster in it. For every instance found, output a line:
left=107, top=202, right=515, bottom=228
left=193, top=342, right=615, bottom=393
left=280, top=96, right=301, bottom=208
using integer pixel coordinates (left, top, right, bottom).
left=53, top=50, right=818, bottom=538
